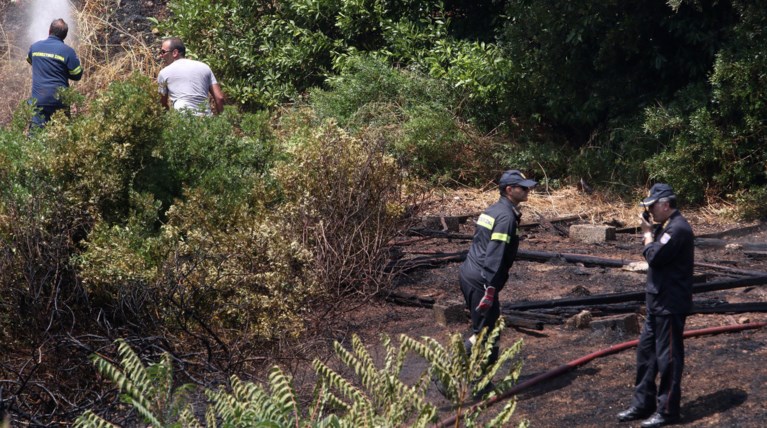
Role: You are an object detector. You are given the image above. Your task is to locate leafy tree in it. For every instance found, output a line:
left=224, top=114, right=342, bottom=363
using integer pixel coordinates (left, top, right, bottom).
left=643, top=0, right=767, bottom=210
left=498, top=0, right=736, bottom=143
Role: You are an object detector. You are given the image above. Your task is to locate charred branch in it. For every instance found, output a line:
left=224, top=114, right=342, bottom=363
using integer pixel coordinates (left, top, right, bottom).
left=508, top=275, right=767, bottom=310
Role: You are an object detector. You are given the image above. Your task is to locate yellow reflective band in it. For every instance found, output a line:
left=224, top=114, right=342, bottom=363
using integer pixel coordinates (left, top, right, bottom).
left=477, top=213, right=495, bottom=230
left=70, top=65, right=82, bottom=75
left=32, top=52, right=66, bottom=62
left=491, top=232, right=511, bottom=243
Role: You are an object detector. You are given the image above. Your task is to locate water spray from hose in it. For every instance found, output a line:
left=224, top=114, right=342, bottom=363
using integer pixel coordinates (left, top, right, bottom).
left=23, top=0, right=77, bottom=48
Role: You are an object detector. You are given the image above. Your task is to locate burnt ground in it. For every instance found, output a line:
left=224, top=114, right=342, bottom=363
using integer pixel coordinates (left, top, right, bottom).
left=342, top=190, right=767, bottom=427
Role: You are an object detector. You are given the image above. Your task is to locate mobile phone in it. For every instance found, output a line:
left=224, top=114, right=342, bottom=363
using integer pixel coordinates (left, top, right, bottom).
left=642, top=211, right=651, bottom=222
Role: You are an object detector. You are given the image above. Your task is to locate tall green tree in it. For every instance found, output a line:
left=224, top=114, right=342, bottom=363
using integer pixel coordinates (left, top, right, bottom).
left=498, top=0, right=736, bottom=144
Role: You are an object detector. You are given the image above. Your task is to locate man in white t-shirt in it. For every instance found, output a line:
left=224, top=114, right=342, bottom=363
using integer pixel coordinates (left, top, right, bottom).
left=157, top=37, right=224, bottom=116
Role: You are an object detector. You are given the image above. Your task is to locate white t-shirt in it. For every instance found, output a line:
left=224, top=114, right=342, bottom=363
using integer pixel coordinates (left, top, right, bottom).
left=157, top=58, right=218, bottom=116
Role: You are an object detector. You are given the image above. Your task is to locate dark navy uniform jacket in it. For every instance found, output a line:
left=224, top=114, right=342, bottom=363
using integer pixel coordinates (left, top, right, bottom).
left=460, top=197, right=521, bottom=292
left=643, top=210, right=694, bottom=315
left=27, top=35, right=83, bottom=107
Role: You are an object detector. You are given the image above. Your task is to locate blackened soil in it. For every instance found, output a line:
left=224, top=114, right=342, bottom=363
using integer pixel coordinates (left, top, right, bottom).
left=351, top=216, right=767, bottom=427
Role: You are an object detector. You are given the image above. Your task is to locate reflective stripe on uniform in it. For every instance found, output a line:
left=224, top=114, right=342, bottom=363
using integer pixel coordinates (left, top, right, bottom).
left=32, top=52, right=66, bottom=62
left=477, top=213, right=494, bottom=230
left=491, top=232, right=511, bottom=243
left=70, top=65, right=82, bottom=76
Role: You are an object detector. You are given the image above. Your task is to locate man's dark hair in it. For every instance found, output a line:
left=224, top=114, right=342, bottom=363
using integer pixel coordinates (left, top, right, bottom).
left=49, top=19, right=69, bottom=39
left=164, top=37, right=186, bottom=57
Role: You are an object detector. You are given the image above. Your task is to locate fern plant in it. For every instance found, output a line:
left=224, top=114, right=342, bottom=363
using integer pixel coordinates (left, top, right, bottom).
left=312, top=333, right=438, bottom=427
left=75, top=339, right=194, bottom=428
left=76, top=323, right=525, bottom=427
left=402, top=319, right=526, bottom=427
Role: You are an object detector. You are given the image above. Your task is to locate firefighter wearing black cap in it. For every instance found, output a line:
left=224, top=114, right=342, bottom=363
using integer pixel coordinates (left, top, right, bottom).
left=617, top=183, right=694, bottom=428
left=459, top=169, right=537, bottom=367
left=27, top=18, right=83, bottom=128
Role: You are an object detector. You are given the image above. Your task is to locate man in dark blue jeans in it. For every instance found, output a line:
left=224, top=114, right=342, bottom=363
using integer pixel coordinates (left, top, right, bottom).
left=27, top=18, right=83, bottom=128
left=617, top=183, right=694, bottom=428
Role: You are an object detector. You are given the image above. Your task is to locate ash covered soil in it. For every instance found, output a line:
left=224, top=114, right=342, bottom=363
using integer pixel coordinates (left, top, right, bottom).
left=347, top=188, right=767, bottom=427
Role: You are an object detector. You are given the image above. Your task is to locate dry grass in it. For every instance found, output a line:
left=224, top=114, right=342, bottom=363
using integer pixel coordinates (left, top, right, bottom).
left=417, top=183, right=744, bottom=230
left=74, top=0, right=161, bottom=102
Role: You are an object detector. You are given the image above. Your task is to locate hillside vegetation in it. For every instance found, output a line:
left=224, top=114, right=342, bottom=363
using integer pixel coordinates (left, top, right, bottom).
left=0, top=0, right=765, bottom=425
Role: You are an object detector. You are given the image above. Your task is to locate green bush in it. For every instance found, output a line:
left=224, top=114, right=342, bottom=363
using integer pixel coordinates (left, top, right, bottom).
left=395, top=104, right=469, bottom=181
left=159, top=0, right=333, bottom=109
left=43, top=73, right=166, bottom=224
left=310, top=54, right=501, bottom=184
left=733, top=186, right=767, bottom=220
left=272, top=108, right=407, bottom=298
left=0, top=104, right=89, bottom=341
left=643, top=107, right=718, bottom=204
left=158, top=187, right=317, bottom=340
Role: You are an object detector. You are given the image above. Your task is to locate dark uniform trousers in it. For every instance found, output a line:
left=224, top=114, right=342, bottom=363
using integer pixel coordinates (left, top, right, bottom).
left=632, top=313, right=686, bottom=416
left=459, top=276, right=500, bottom=365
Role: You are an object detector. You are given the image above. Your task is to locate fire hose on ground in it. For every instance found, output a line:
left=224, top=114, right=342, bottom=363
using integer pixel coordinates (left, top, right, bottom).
left=437, top=322, right=767, bottom=428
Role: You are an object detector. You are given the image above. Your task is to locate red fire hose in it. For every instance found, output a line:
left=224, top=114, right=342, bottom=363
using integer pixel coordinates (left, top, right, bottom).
left=437, top=322, right=767, bottom=428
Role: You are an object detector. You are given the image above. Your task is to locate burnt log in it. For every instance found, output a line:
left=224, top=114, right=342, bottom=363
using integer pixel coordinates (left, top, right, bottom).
left=405, top=228, right=473, bottom=240
left=384, top=291, right=435, bottom=308
left=516, top=249, right=631, bottom=267
left=691, top=262, right=767, bottom=277
left=744, top=251, right=767, bottom=260
left=506, top=310, right=564, bottom=325
left=692, top=302, right=767, bottom=314
left=505, top=315, right=544, bottom=330
left=383, top=291, right=549, bottom=330
left=508, top=275, right=767, bottom=310
left=697, top=223, right=765, bottom=239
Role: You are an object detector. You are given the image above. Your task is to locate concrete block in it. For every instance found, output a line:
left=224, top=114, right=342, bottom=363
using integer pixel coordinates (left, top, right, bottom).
left=569, top=224, right=616, bottom=243
left=590, top=313, right=639, bottom=334
left=433, top=302, right=467, bottom=327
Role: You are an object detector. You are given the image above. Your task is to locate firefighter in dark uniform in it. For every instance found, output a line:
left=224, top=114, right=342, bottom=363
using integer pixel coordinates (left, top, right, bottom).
left=618, top=183, right=694, bottom=428
left=459, top=169, right=537, bottom=366
left=27, top=18, right=83, bottom=128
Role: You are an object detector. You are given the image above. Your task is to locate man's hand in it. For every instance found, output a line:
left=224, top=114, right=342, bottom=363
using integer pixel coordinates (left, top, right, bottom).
left=476, top=286, right=495, bottom=315
left=639, top=212, right=653, bottom=244
left=639, top=212, right=652, bottom=233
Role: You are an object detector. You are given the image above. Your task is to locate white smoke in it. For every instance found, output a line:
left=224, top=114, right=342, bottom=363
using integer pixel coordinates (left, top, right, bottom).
left=24, top=0, right=77, bottom=48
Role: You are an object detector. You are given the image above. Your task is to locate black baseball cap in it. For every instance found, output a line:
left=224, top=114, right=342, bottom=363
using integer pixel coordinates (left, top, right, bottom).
left=640, top=183, right=675, bottom=207
left=498, top=170, right=538, bottom=189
